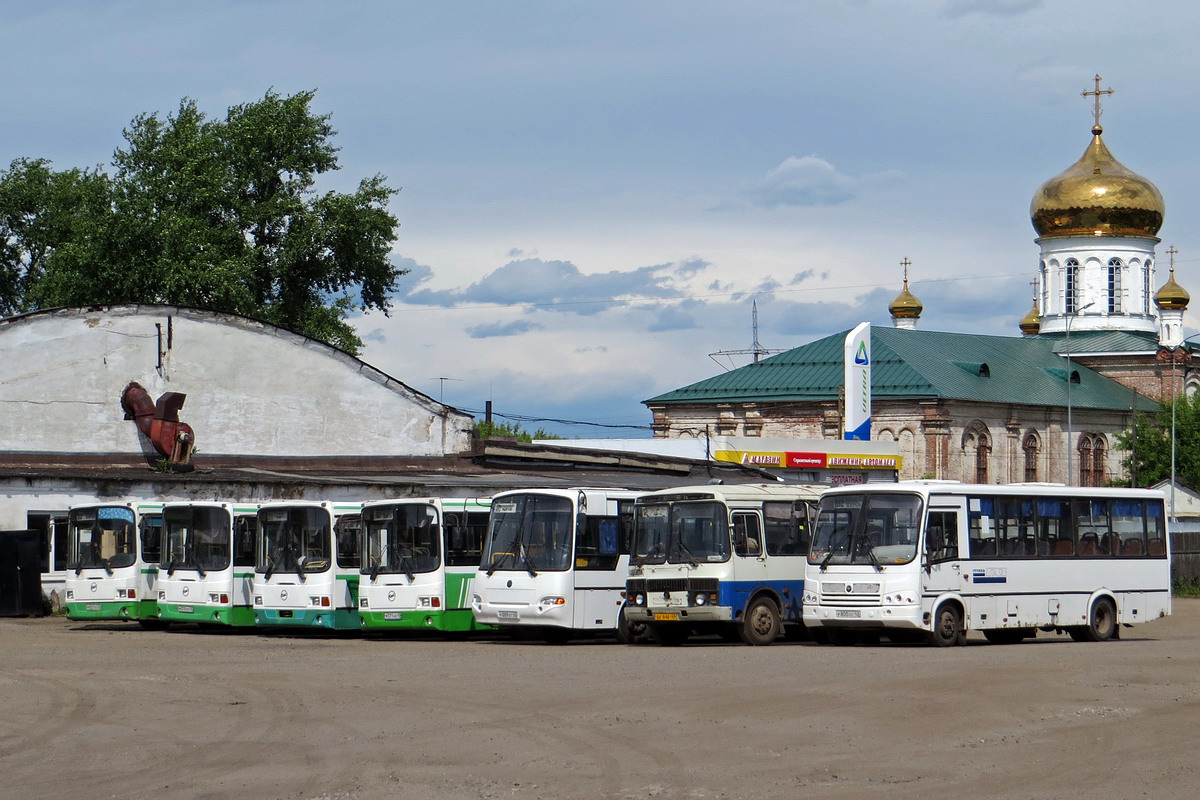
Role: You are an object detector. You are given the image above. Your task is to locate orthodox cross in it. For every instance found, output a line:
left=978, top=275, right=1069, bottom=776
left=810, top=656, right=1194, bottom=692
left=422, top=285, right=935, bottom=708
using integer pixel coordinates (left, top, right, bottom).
left=900, top=257, right=911, bottom=286
left=1082, top=74, right=1114, bottom=128
left=1030, top=276, right=1040, bottom=306
left=1167, top=245, right=1179, bottom=275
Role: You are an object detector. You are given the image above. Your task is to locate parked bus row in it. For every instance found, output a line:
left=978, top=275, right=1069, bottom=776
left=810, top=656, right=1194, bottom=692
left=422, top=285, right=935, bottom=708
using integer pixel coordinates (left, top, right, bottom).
left=58, top=481, right=1173, bottom=646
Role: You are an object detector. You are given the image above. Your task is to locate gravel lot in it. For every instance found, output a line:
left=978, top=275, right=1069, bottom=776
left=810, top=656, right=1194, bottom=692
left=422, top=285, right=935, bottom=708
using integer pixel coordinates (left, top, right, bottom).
left=2, top=601, right=1197, bottom=800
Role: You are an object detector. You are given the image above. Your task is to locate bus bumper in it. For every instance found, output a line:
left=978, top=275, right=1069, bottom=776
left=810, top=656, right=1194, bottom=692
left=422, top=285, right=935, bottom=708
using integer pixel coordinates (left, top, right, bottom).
left=802, top=603, right=924, bottom=629
left=626, top=604, right=734, bottom=624
left=254, top=608, right=360, bottom=630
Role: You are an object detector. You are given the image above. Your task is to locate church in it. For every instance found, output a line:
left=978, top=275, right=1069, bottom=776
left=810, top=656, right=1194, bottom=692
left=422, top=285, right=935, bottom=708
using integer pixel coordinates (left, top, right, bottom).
left=645, top=82, right=1193, bottom=486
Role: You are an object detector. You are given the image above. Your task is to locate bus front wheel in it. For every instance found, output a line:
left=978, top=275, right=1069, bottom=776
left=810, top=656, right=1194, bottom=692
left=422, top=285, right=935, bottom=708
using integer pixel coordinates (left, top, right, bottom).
left=927, top=604, right=965, bottom=647
left=739, top=596, right=781, bottom=646
left=1070, top=597, right=1117, bottom=642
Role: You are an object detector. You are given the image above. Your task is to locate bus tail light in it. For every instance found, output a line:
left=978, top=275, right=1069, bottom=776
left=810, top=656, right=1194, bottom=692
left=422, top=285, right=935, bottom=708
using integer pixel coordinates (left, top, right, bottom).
left=128, top=589, right=137, bottom=599
left=431, top=597, right=441, bottom=608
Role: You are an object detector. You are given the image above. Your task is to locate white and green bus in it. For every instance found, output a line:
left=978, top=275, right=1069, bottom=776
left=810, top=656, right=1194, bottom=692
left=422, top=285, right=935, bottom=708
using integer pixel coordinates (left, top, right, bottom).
left=803, top=481, right=1172, bottom=646
left=472, top=488, right=643, bottom=643
left=156, top=501, right=260, bottom=627
left=358, top=497, right=492, bottom=632
left=63, top=502, right=165, bottom=626
left=252, top=501, right=363, bottom=631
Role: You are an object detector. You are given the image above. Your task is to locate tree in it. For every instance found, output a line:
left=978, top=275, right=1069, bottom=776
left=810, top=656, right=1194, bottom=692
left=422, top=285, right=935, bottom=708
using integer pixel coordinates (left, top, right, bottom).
left=0, top=90, right=402, bottom=354
left=1117, top=392, right=1200, bottom=489
left=474, top=420, right=563, bottom=442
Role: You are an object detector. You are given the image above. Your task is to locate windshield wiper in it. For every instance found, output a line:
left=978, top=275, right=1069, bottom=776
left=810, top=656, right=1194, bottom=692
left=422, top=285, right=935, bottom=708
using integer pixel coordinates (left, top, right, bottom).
left=195, top=561, right=207, bottom=579
left=861, top=538, right=883, bottom=572
left=820, top=533, right=850, bottom=572
left=486, top=539, right=519, bottom=577
left=398, top=555, right=416, bottom=583
left=518, top=542, right=538, bottom=577
left=264, top=554, right=276, bottom=581
left=370, top=557, right=384, bottom=581
left=672, top=539, right=699, bottom=569
left=165, top=556, right=176, bottom=577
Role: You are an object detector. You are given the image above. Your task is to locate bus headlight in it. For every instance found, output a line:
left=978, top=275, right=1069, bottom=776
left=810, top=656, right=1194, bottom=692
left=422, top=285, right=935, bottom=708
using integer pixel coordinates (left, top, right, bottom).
left=632, top=593, right=645, bottom=606
left=536, top=596, right=566, bottom=614
left=803, top=591, right=819, bottom=605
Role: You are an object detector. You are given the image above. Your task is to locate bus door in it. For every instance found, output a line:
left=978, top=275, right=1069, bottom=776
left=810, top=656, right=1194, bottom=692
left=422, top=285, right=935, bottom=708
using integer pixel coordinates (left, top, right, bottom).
left=730, top=510, right=767, bottom=612
left=924, top=499, right=968, bottom=624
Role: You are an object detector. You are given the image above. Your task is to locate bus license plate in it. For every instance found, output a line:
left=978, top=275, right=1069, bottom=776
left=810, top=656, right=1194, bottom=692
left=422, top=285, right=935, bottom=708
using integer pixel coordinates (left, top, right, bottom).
left=498, top=610, right=519, bottom=620
left=178, top=605, right=194, bottom=613
left=654, top=613, right=679, bottom=621
left=836, top=609, right=862, bottom=619
left=85, top=604, right=101, bottom=611
left=383, top=612, right=402, bottom=621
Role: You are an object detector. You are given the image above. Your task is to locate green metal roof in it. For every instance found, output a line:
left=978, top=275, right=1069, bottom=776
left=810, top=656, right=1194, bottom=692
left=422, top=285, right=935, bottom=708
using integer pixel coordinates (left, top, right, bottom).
left=1034, top=329, right=1160, bottom=355
left=645, top=327, right=1157, bottom=412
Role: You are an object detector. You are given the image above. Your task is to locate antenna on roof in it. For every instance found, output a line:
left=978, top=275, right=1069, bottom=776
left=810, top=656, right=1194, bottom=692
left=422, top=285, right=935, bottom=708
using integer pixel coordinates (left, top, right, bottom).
left=709, top=299, right=786, bottom=371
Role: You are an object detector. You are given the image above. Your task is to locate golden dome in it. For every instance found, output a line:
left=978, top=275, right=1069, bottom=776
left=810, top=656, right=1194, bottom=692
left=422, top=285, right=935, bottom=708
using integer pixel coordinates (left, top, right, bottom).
left=1019, top=300, right=1040, bottom=335
left=1031, top=125, right=1164, bottom=238
left=1155, top=266, right=1190, bottom=310
left=889, top=279, right=922, bottom=319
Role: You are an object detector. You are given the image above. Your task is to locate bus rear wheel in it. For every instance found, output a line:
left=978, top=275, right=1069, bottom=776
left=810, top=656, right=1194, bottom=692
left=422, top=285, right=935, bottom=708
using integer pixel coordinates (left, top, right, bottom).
left=739, top=596, right=781, bottom=646
left=926, top=603, right=965, bottom=647
left=1070, top=597, right=1117, bottom=642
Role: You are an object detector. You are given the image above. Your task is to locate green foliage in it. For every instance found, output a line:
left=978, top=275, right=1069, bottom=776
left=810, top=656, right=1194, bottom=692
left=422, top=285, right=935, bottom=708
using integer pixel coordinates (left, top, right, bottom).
left=1173, top=577, right=1200, bottom=598
left=474, top=420, right=563, bottom=443
left=0, top=90, right=403, bottom=354
left=1118, top=393, right=1200, bottom=489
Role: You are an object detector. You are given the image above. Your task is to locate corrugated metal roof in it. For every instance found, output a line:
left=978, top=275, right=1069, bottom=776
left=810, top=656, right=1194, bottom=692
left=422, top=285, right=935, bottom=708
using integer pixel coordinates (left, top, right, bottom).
left=646, top=327, right=1156, bottom=411
left=1035, top=329, right=1159, bottom=354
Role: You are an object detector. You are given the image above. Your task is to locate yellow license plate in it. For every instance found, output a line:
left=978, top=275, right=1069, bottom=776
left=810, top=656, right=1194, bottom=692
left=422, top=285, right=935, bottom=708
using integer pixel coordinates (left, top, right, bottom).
left=653, top=613, right=679, bottom=621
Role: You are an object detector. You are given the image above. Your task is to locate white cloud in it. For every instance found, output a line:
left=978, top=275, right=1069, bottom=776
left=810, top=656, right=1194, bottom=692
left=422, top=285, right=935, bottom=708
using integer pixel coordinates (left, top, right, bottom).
left=742, top=156, right=904, bottom=208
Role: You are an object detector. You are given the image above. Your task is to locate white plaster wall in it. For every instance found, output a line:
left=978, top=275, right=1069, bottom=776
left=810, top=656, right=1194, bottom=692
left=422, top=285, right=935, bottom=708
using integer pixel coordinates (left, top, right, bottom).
left=0, top=306, right=474, bottom=457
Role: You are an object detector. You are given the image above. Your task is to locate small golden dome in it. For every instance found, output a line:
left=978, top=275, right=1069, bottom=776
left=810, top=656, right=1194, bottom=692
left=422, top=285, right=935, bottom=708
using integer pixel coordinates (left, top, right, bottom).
left=1031, top=125, right=1164, bottom=238
left=1155, top=266, right=1190, bottom=310
left=1019, top=301, right=1040, bottom=335
left=889, top=280, right=922, bottom=319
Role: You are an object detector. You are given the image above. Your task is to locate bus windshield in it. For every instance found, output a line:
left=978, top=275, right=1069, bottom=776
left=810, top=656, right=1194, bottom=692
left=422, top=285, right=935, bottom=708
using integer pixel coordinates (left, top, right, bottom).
left=632, top=501, right=730, bottom=565
left=257, top=507, right=332, bottom=577
left=68, top=507, right=137, bottom=571
left=362, top=504, right=441, bottom=578
left=163, top=506, right=232, bottom=575
left=809, top=493, right=922, bottom=568
left=483, top=494, right=573, bottom=574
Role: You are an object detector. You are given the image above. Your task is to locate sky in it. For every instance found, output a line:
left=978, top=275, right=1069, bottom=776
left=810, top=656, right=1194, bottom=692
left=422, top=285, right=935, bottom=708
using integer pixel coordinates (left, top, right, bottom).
left=6, top=0, right=1200, bottom=437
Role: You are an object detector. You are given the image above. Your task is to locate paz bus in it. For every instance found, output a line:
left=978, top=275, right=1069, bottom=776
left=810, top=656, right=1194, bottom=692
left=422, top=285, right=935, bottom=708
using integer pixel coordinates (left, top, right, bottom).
left=471, top=488, right=642, bottom=643
left=358, top=497, right=492, bottom=632
left=252, top=501, right=364, bottom=631
left=156, top=501, right=260, bottom=627
left=624, top=483, right=823, bottom=645
left=802, top=481, right=1171, bottom=646
left=63, top=502, right=165, bottom=626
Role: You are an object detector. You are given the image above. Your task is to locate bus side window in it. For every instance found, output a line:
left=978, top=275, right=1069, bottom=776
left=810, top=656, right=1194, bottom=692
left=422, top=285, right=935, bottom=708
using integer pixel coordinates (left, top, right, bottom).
left=733, top=513, right=761, bottom=557
left=968, top=497, right=995, bottom=557
left=926, top=511, right=958, bottom=562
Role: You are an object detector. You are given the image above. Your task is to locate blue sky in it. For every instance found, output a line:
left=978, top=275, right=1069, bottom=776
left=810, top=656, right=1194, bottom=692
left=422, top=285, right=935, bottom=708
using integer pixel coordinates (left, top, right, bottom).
left=6, top=1, right=1200, bottom=436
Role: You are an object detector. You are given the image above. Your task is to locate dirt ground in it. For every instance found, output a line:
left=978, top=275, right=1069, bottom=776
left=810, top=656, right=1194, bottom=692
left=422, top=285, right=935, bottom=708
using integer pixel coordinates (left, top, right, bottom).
left=1, top=601, right=1197, bottom=800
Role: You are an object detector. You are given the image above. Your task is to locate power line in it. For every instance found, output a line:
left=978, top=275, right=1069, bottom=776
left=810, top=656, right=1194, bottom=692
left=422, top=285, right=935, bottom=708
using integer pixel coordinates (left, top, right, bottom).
left=463, top=407, right=650, bottom=430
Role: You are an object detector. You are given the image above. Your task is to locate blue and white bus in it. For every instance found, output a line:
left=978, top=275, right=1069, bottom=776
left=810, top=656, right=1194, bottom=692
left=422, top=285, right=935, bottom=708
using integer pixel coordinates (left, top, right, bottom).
left=803, top=481, right=1172, bottom=646
left=624, top=484, right=823, bottom=645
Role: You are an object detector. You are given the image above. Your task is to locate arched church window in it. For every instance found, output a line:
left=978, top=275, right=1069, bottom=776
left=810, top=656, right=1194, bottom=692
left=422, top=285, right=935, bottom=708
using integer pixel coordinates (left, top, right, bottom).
left=1065, top=259, right=1080, bottom=313
left=976, top=439, right=990, bottom=484
left=1078, top=433, right=1106, bottom=487
left=1107, top=258, right=1123, bottom=313
left=1145, top=259, right=1153, bottom=314
left=1022, top=432, right=1039, bottom=482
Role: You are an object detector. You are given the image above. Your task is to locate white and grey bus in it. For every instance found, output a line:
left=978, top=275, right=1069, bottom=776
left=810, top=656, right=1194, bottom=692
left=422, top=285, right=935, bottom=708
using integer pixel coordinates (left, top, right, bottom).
left=471, top=488, right=642, bottom=643
left=803, top=481, right=1171, bottom=646
left=624, top=483, right=823, bottom=645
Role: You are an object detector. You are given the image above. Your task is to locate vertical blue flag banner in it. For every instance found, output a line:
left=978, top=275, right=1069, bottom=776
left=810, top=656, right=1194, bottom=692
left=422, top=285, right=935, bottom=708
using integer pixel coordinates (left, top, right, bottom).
left=844, top=322, right=871, bottom=440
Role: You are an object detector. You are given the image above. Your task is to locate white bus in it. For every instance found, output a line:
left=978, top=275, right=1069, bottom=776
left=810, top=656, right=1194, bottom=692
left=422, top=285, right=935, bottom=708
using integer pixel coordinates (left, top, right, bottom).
left=358, top=497, right=492, bottom=633
left=624, top=484, right=823, bottom=645
left=471, top=488, right=642, bottom=643
left=63, top=502, right=166, bottom=626
left=803, top=481, right=1171, bottom=646
left=157, top=502, right=260, bottom=627
left=252, top=501, right=363, bottom=631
